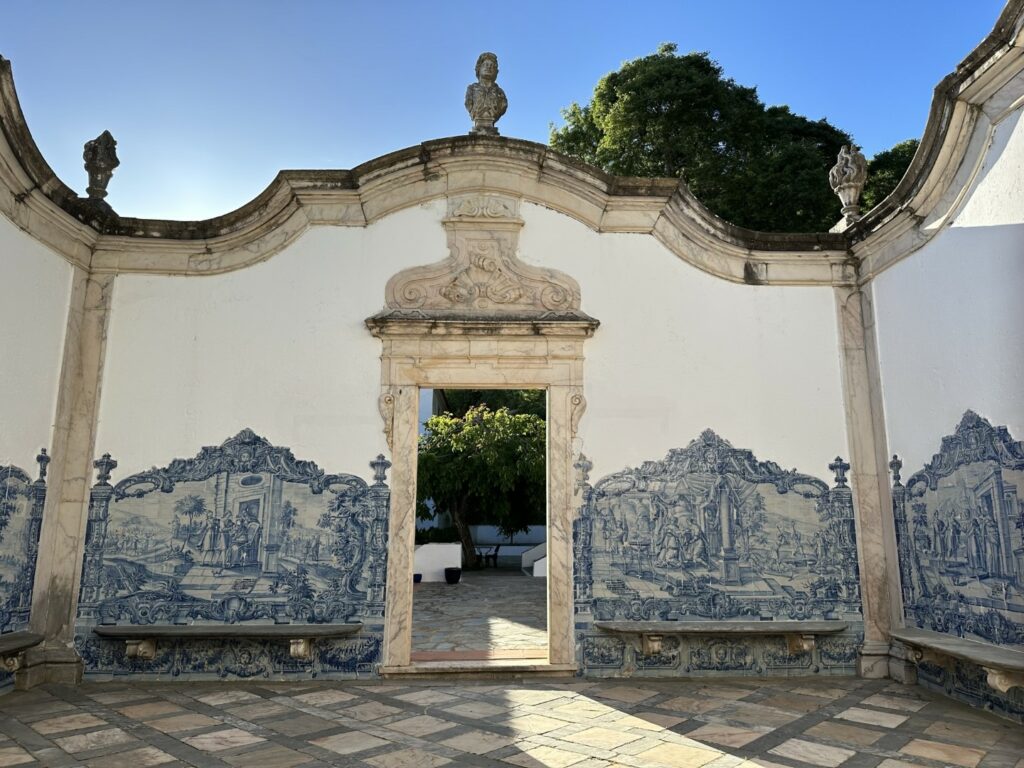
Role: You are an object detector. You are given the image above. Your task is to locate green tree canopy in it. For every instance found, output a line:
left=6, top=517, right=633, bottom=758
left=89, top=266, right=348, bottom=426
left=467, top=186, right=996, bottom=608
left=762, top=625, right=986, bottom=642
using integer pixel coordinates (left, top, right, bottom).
left=862, top=139, right=919, bottom=210
left=439, top=389, right=545, bottom=419
left=417, top=404, right=546, bottom=567
left=550, top=44, right=852, bottom=232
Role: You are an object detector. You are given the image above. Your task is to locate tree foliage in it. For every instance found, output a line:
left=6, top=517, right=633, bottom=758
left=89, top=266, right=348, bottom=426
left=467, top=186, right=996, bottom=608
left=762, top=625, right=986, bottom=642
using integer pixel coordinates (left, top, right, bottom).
left=862, top=139, right=919, bottom=210
left=440, top=389, right=545, bottom=419
left=417, top=404, right=546, bottom=567
left=550, top=44, right=853, bottom=232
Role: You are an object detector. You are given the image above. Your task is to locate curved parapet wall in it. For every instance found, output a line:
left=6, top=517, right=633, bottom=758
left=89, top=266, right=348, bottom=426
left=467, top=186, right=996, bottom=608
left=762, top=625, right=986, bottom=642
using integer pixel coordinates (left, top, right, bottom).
left=0, top=0, right=1020, bottom=286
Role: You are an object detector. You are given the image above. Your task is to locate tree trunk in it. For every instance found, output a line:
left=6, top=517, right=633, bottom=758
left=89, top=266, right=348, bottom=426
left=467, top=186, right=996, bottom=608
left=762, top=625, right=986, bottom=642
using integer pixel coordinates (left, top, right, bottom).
left=451, top=497, right=479, bottom=569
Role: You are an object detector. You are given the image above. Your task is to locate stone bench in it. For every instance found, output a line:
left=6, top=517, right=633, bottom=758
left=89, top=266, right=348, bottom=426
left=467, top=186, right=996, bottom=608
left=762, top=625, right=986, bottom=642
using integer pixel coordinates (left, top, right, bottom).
left=595, top=620, right=849, bottom=655
left=93, top=623, right=363, bottom=662
left=0, top=631, right=44, bottom=673
left=891, top=628, right=1024, bottom=693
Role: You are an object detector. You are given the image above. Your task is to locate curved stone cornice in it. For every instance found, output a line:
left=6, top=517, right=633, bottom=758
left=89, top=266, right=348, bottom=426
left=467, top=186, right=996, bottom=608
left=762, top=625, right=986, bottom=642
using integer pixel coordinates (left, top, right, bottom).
left=849, top=0, right=1024, bottom=281
left=1, top=2, right=1022, bottom=286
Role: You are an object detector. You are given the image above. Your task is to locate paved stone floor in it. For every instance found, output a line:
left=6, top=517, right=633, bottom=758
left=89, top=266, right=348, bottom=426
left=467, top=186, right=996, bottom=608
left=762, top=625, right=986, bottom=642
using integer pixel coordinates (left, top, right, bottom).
left=0, top=676, right=1021, bottom=768
left=413, top=569, right=547, bottom=659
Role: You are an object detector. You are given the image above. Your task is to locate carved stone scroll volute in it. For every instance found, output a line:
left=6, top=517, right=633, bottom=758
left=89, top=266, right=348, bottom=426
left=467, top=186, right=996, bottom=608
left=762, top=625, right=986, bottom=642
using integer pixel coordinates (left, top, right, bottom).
left=381, top=194, right=585, bottom=317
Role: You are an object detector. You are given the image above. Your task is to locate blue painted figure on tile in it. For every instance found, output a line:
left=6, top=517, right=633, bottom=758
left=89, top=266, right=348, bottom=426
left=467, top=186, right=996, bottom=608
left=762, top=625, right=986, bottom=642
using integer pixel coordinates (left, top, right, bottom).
left=892, top=411, right=1024, bottom=648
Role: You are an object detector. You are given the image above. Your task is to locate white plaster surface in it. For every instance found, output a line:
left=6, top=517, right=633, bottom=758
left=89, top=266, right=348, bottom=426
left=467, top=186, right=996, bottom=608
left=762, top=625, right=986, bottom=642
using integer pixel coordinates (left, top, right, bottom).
left=874, top=107, right=1024, bottom=472
left=954, top=108, right=1024, bottom=228
left=95, top=202, right=448, bottom=478
left=517, top=203, right=850, bottom=480
left=413, top=543, right=462, bottom=582
left=96, top=198, right=849, bottom=491
left=0, top=215, right=72, bottom=469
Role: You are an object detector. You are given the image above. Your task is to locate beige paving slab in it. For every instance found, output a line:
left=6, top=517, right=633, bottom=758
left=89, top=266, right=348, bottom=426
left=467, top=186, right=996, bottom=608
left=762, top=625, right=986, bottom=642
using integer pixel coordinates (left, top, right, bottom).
left=394, top=689, right=461, bottom=706
left=507, top=714, right=571, bottom=735
left=182, top=727, right=265, bottom=752
left=84, top=745, right=176, bottom=767
left=658, top=695, right=730, bottom=715
left=54, top=727, right=135, bottom=754
left=922, top=719, right=1004, bottom=748
left=633, top=741, right=721, bottom=768
left=444, top=701, right=508, bottom=719
left=565, top=726, right=643, bottom=750
left=291, top=689, right=358, bottom=706
left=503, top=744, right=591, bottom=767
left=900, top=738, right=986, bottom=768
left=266, top=714, right=338, bottom=736
left=0, top=745, right=34, bottom=766
left=312, top=730, right=392, bottom=755
left=624, top=711, right=687, bottom=729
left=860, top=693, right=929, bottom=712
left=440, top=729, right=517, bottom=754
left=834, top=707, right=908, bottom=728
left=759, top=693, right=828, bottom=714
left=221, top=743, right=314, bottom=768
left=195, top=690, right=261, bottom=706
left=364, top=746, right=452, bottom=768
left=87, top=690, right=154, bottom=705
left=768, top=738, right=855, bottom=767
left=226, top=701, right=291, bottom=720
left=687, top=723, right=772, bottom=748
left=337, top=701, right=403, bottom=721
left=144, top=712, right=220, bottom=733
left=31, top=712, right=107, bottom=735
left=804, top=720, right=883, bottom=747
left=385, top=714, right=457, bottom=737
left=116, top=701, right=184, bottom=719
left=591, top=686, right=659, bottom=704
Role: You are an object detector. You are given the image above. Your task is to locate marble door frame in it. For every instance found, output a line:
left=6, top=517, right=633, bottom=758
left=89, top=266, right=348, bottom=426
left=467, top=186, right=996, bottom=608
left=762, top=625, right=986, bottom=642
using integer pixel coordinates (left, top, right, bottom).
left=373, top=331, right=589, bottom=670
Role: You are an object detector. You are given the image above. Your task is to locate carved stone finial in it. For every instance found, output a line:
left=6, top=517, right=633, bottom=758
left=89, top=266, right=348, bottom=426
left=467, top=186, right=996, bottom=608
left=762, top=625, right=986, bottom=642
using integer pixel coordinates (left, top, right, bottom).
left=370, top=454, right=391, bottom=486
left=83, top=130, right=119, bottom=200
left=35, top=448, right=49, bottom=482
left=828, top=145, right=867, bottom=227
left=94, top=453, right=117, bottom=485
left=829, top=456, right=850, bottom=488
left=465, top=52, right=507, bottom=136
left=889, top=454, right=903, bottom=486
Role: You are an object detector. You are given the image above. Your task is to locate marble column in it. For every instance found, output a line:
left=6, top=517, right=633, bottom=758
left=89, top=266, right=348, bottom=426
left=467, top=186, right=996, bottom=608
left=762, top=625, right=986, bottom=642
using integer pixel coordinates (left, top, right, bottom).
left=20, top=269, right=114, bottom=688
left=834, top=283, right=902, bottom=679
left=382, top=385, right=419, bottom=668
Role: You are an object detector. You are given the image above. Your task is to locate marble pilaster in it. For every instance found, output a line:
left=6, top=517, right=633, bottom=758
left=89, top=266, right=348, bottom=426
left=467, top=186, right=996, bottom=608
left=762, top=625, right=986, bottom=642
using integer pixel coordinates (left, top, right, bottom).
left=833, top=284, right=901, bottom=679
left=20, top=269, right=114, bottom=688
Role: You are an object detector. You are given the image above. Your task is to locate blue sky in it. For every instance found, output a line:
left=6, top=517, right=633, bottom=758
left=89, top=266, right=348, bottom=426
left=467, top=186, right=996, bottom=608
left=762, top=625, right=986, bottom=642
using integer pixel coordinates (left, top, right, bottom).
left=1, top=1, right=1005, bottom=220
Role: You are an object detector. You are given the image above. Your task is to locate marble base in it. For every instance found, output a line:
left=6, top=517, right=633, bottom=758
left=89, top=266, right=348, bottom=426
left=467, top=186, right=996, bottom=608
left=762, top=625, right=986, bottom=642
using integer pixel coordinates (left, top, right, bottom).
left=857, top=641, right=891, bottom=679
left=16, top=646, right=83, bottom=689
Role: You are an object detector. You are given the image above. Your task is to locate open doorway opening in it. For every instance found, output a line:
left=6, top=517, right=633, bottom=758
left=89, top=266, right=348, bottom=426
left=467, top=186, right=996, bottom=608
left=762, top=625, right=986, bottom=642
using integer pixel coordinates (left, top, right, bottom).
left=411, top=388, right=548, bottom=662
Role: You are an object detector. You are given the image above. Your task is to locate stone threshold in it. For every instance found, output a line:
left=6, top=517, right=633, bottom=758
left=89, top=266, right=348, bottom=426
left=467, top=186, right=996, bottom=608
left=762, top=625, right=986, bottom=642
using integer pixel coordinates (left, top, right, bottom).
left=410, top=649, right=548, bottom=661
left=380, top=660, right=576, bottom=679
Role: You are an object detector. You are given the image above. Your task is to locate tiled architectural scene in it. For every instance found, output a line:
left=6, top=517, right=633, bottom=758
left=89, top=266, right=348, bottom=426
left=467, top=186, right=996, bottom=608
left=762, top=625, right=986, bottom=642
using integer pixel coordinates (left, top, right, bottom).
left=0, top=678, right=1022, bottom=767
left=1, top=1, right=1023, bottom=761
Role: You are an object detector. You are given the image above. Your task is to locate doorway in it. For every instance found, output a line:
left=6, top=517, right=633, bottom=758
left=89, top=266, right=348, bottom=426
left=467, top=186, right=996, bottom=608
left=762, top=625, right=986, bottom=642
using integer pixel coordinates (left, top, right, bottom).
left=412, top=388, right=548, bottom=661
left=372, top=326, right=590, bottom=671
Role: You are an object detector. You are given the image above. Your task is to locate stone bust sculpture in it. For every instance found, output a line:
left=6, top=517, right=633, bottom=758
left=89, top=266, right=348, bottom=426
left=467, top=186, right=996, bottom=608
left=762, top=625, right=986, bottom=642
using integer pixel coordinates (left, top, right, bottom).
left=465, top=52, right=507, bottom=136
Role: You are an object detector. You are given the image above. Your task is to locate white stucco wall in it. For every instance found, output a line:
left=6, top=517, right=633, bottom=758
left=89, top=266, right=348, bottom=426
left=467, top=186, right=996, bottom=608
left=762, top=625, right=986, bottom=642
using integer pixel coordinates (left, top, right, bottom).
left=95, top=202, right=448, bottom=479
left=0, top=215, right=72, bottom=470
left=874, top=106, right=1024, bottom=469
left=95, top=198, right=849, bottom=487
left=519, top=203, right=850, bottom=481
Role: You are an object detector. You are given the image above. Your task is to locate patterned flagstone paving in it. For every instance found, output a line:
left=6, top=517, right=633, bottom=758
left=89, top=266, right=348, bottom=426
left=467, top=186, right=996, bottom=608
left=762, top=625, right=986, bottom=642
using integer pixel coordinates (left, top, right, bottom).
left=0, top=676, right=1021, bottom=767
left=413, top=569, right=548, bottom=656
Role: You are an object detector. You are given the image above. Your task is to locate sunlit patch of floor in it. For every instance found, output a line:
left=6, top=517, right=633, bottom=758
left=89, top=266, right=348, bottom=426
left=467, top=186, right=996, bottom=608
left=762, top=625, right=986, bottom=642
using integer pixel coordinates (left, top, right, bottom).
left=0, top=676, right=1020, bottom=767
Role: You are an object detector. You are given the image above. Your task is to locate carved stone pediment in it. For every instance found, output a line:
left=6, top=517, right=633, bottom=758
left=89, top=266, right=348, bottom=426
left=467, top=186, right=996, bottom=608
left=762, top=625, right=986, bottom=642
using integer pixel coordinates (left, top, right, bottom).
left=378, top=194, right=590, bottom=320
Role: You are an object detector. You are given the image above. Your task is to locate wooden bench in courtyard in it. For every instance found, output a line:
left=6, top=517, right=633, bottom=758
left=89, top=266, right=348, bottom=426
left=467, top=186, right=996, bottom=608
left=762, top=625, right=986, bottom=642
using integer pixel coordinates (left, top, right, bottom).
left=595, top=620, right=849, bottom=655
left=891, top=628, right=1024, bottom=693
left=93, top=623, right=363, bottom=662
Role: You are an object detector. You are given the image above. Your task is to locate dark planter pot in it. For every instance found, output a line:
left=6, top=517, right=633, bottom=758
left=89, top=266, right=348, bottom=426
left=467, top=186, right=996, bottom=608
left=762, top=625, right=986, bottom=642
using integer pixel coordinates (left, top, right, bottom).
left=413, top=573, right=423, bottom=584
left=444, top=567, right=462, bottom=585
